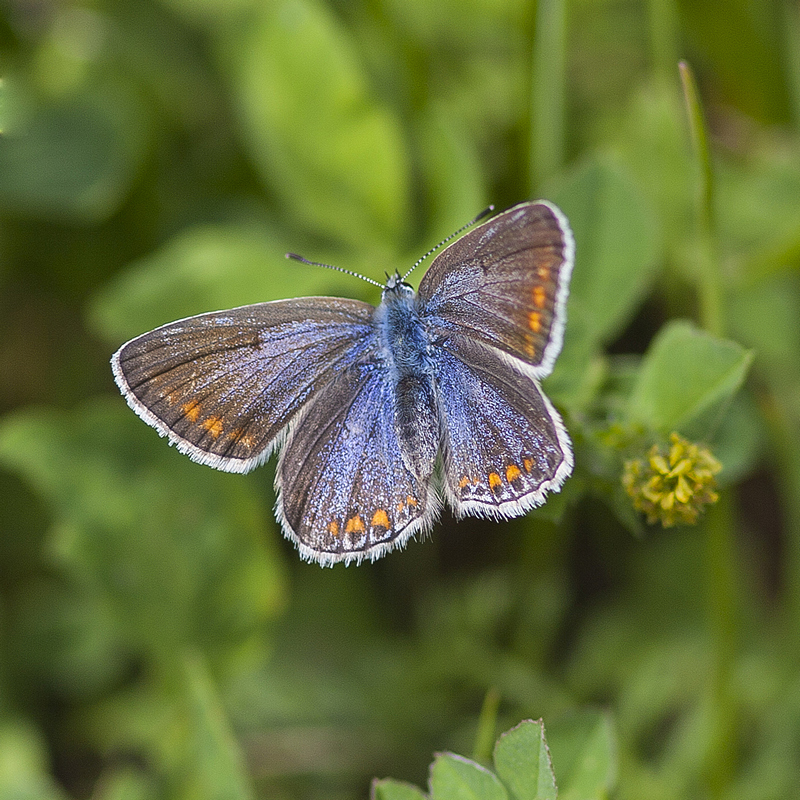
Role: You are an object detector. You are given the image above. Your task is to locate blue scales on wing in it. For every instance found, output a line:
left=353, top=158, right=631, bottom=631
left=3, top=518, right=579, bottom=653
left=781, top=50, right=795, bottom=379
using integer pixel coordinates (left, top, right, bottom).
left=432, top=334, right=573, bottom=519
left=276, top=361, right=438, bottom=565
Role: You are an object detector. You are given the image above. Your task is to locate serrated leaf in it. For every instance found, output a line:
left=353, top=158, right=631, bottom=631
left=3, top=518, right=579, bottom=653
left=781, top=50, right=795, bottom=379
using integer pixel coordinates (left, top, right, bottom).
left=547, top=710, right=616, bottom=800
left=232, top=0, right=410, bottom=250
left=493, top=719, right=557, bottom=800
left=429, top=753, right=508, bottom=800
left=372, top=778, right=429, bottom=800
left=627, top=320, right=754, bottom=434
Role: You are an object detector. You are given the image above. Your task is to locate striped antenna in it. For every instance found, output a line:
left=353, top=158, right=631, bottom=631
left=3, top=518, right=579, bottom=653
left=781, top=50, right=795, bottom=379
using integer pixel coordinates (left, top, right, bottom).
left=401, top=205, right=495, bottom=281
left=285, top=253, right=384, bottom=289
left=287, top=205, right=495, bottom=288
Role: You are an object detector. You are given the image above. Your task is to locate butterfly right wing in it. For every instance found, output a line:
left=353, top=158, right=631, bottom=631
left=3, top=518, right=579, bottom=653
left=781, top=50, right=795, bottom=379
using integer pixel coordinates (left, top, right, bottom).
left=433, top=334, right=573, bottom=519
left=111, top=297, right=376, bottom=473
left=417, top=201, right=573, bottom=380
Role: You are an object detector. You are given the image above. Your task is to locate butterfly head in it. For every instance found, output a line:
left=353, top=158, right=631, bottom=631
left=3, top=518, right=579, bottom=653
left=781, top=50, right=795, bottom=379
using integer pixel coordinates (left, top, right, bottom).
left=382, top=271, right=415, bottom=303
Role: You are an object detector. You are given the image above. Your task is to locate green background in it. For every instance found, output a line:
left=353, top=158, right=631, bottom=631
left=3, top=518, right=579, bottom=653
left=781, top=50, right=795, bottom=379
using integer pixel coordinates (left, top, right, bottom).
left=1, top=0, right=799, bottom=798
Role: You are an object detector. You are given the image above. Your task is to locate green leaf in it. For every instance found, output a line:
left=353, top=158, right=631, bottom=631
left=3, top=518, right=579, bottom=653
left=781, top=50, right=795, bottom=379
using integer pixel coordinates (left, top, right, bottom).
left=429, top=753, right=508, bottom=800
left=232, top=0, right=410, bottom=250
left=707, top=391, right=766, bottom=484
left=544, top=310, right=605, bottom=412
left=372, top=778, right=429, bottom=800
left=547, top=710, right=616, bottom=800
left=493, top=719, right=557, bottom=800
left=627, top=320, right=754, bottom=434
left=552, top=156, right=661, bottom=348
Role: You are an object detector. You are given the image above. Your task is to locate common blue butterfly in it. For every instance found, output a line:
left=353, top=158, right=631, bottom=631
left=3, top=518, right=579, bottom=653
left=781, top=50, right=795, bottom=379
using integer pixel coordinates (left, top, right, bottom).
left=112, top=202, right=574, bottom=565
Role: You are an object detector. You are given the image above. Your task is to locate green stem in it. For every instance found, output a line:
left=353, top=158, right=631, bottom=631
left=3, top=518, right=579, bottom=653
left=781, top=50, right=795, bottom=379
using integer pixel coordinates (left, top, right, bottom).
left=530, top=0, right=567, bottom=192
left=679, top=61, right=725, bottom=337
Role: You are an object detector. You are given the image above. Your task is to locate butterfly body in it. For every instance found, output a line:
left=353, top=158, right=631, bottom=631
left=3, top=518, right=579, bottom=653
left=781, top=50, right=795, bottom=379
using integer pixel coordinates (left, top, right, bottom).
left=112, top=201, right=575, bottom=565
left=374, top=277, right=439, bottom=479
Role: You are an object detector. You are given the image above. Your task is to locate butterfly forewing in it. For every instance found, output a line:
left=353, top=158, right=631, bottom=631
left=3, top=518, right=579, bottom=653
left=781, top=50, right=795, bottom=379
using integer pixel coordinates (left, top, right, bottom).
left=277, top=363, right=437, bottom=565
left=112, top=297, right=376, bottom=473
left=418, top=201, right=573, bottom=379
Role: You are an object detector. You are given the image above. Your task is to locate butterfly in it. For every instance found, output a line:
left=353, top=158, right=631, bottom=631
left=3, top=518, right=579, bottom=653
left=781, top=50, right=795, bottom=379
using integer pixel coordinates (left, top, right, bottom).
left=112, top=201, right=574, bottom=566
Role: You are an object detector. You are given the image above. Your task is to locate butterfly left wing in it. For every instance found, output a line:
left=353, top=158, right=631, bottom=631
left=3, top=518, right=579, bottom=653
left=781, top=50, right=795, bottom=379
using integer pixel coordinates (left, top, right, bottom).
left=276, top=362, right=439, bottom=565
left=433, top=334, right=573, bottom=519
left=112, top=297, right=376, bottom=473
left=418, top=201, right=573, bottom=380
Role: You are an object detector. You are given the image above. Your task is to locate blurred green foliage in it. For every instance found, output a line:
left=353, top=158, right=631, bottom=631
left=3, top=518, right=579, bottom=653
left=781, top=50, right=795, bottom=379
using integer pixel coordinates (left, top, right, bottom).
left=0, top=0, right=799, bottom=798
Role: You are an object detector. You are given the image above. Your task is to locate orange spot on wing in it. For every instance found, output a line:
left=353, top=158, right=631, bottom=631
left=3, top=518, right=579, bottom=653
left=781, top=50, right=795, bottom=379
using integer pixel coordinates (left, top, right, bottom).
left=537, top=264, right=551, bottom=281
left=523, top=457, right=534, bottom=473
left=227, top=429, right=255, bottom=449
left=328, top=520, right=340, bottom=537
left=202, top=416, right=224, bottom=438
left=524, top=336, right=536, bottom=358
left=371, top=509, right=390, bottom=529
left=488, top=472, right=502, bottom=492
left=458, top=475, right=470, bottom=489
left=406, top=496, right=418, bottom=507
left=182, top=400, right=201, bottom=422
left=532, top=285, right=547, bottom=309
left=506, top=464, right=522, bottom=483
left=345, top=515, right=366, bottom=534
left=528, top=311, right=542, bottom=332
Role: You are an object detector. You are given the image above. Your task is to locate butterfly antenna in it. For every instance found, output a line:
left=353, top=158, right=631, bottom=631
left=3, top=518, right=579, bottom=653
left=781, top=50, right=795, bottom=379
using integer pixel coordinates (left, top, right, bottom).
left=401, top=205, right=495, bottom=281
left=285, top=253, right=384, bottom=288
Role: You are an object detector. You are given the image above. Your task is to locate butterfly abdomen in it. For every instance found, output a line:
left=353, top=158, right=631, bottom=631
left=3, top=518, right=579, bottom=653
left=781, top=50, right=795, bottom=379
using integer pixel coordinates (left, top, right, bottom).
left=375, top=283, right=439, bottom=479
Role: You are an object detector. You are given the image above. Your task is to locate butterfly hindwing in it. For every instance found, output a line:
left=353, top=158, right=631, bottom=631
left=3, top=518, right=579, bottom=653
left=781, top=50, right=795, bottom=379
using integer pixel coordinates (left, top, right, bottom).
left=276, top=362, right=438, bottom=565
left=433, top=334, right=573, bottom=518
left=112, top=297, right=376, bottom=473
left=418, top=201, right=573, bottom=379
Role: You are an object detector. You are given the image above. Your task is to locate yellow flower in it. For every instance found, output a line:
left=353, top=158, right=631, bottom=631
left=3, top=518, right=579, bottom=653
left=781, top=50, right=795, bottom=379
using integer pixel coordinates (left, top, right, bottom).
left=622, top=433, right=722, bottom=527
